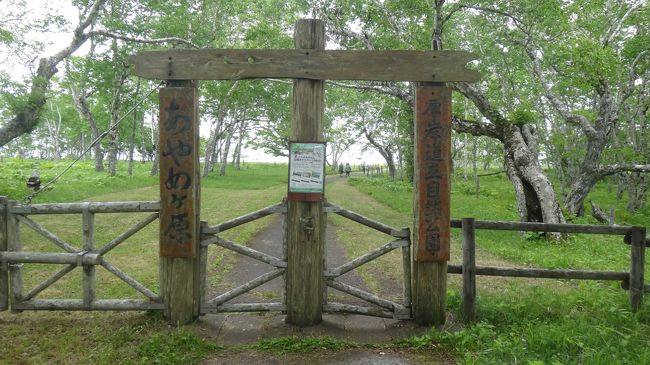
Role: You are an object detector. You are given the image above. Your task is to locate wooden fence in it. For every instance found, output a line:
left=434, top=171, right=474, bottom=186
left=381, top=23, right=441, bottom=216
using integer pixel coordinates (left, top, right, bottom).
left=0, top=198, right=162, bottom=311
left=199, top=200, right=412, bottom=319
left=1, top=196, right=646, bottom=324
left=451, top=218, right=648, bottom=323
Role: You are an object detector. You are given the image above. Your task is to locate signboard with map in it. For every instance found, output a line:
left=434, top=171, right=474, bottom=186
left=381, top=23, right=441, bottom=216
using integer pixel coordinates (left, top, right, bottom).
left=288, top=142, right=326, bottom=198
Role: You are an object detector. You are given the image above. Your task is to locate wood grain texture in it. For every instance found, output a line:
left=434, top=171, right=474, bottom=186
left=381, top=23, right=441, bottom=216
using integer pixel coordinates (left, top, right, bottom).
left=447, top=265, right=629, bottom=280
left=158, top=81, right=201, bottom=325
left=130, top=49, right=480, bottom=82
left=414, top=85, right=451, bottom=262
left=630, top=226, right=646, bottom=312
left=7, top=201, right=22, bottom=313
left=412, top=84, right=452, bottom=326
left=412, top=261, right=447, bottom=326
left=285, top=19, right=326, bottom=327
left=461, top=218, right=476, bottom=323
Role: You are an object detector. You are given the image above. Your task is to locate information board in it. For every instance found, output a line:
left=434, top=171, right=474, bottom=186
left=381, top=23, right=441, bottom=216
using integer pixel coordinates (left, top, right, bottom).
left=288, top=142, right=326, bottom=195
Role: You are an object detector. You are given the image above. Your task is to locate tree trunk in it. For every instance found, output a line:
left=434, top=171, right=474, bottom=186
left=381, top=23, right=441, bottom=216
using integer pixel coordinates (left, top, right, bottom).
left=150, top=142, right=159, bottom=176
left=472, top=136, right=479, bottom=197
left=45, top=101, right=62, bottom=161
left=564, top=134, right=609, bottom=216
left=502, top=123, right=566, bottom=232
left=128, top=80, right=141, bottom=176
left=232, top=120, right=246, bottom=170
left=0, top=0, right=108, bottom=147
left=362, top=126, right=396, bottom=179
left=219, top=132, right=233, bottom=176
left=72, top=89, right=104, bottom=172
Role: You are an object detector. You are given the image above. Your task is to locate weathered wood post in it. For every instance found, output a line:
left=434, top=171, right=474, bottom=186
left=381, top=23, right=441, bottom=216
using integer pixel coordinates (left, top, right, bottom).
left=159, top=80, right=201, bottom=325
left=7, top=200, right=22, bottom=313
left=285, top=19, right=326, bottom=326
left=412, top=84, right=451, bottom=326
left=461, top=217, right=476, bottom=323
left=0, top=197, right=8, bottom=311
left=82, top=205, right=95, bottom=309
left=629, top=226, right=646, bottom=311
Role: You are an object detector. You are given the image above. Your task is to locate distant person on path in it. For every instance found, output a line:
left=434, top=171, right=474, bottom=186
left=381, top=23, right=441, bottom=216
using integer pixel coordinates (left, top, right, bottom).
left=338, top=163, right=344, bottom=176
left=344, top=163, right=351, bottom=177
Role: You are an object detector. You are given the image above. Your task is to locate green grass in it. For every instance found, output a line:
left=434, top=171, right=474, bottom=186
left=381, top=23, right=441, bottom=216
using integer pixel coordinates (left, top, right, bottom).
left=1, top=163, right=649, bottom=364
left=0, top=161, right=288, bottom=364
left=0, top=157, right=288, bottom=202
left=344, top=171, right=650, bottom=364
left=0, top=158, right=158, bottom=202
left=255, top=336, right=355, bottom=354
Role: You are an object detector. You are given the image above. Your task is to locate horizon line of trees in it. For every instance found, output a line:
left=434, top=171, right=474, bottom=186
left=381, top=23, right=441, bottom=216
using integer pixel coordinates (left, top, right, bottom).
left=0, top=0, right=648, bottom=225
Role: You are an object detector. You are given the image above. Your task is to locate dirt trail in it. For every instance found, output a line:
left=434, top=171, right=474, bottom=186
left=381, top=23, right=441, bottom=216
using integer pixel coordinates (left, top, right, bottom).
left=197, top=174, right=436, bottom=364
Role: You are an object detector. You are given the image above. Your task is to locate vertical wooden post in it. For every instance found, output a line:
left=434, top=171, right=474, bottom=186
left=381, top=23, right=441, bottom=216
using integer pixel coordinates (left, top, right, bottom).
left=82, top=205, right=95, bottom=309
left=285, top=19, right=326, bottom=327
left=412, top=84, right=451, bottom=326
left=7, top=201, right=22, bottom=313
left=402, top=227, right=412, bottom=309
left=0, top=197, right=8, bottom=311
left=199, top=221, right=209, bottom=315
left=630, top=226, right=646, bottom=312
left=159, top=80, right=201, bottom=325
left=461, top=218, right=476, bottom=323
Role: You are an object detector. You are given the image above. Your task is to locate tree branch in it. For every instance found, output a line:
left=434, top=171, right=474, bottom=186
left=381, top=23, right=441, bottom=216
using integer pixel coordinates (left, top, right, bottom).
left=452, top=116, right=501, bottom=140
left=0, top=0, right=109, bottom=147
left=89, top=30, right=200, bottom=48
left=452, top=82, right=507, bottom=127
left=524, top=44, right=598, bottom=139
left=598, top=164, right=650, bottom=177
left=328, top=80, right=413, bottom=104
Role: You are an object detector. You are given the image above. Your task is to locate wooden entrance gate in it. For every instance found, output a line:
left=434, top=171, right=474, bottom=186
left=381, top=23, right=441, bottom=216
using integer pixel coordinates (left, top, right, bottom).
left=129, top=18, right=480, bottom=326
left=198, top=200, right=413, bottom=320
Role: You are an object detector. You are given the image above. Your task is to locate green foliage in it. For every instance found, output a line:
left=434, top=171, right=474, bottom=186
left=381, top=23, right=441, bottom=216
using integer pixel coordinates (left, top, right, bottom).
left=138, top=329, right=220, bottom=365
left=508, top=107, right=537, bottom=127
left=256, top=336, right=355, bottom=354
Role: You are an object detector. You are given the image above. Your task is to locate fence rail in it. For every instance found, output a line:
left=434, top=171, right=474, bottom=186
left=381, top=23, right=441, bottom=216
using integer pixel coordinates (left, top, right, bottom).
left=0, top=199, right=161, bottom=312
left=1, top=196, right=645, bottom=322
left=199, top=203, right=287, bottom=315
left=323, top=202, right=412, bottom=319
left=453, top=217, right=647, bottom=323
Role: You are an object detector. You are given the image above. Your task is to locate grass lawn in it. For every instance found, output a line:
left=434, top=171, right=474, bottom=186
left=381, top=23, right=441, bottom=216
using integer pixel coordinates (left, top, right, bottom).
left=0, top=162, right=649, bottom=364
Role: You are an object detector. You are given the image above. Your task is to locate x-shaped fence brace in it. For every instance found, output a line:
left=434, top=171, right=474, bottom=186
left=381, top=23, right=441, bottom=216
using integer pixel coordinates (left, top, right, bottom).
left=0, top=201, right=162, bottom=311
left=200, top=200, right=412, bottom=319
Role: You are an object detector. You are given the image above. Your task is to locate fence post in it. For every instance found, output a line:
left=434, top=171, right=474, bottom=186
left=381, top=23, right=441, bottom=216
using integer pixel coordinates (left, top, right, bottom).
left=159, top=80, right=201, bottom=325
left=412, top=84, right=452, bottom=326
left=0, top=197, right=7, bottom=311
left=82, top=205, right=95, bottom=309
left=285, top=19, right=326, bottom=327
left=462, top=218, right=476, bottom=323
left=630, top=226, right=646, bottom=312
left=7, top=200, right=22, bottom=313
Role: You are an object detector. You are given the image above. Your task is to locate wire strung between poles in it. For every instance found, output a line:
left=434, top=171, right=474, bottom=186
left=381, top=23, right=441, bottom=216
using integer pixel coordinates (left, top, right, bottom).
left=22, top=81, right=165, bottom=205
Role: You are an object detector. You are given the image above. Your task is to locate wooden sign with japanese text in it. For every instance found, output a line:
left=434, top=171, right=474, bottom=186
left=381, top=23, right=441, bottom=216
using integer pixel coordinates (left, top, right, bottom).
left=159, top=85, right=199, bottom=258
left=414, top=86, right=451, bottom=261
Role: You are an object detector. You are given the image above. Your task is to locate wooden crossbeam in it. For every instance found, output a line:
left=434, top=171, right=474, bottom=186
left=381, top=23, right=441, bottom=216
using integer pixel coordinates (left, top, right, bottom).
left=129, top=49, right=480, bottom=82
